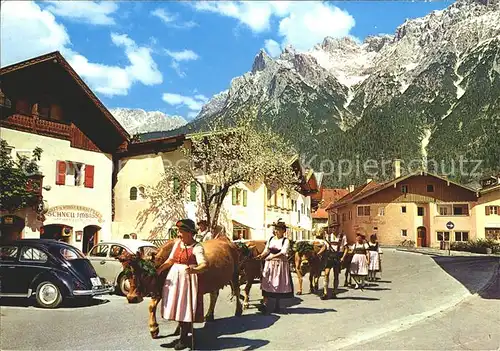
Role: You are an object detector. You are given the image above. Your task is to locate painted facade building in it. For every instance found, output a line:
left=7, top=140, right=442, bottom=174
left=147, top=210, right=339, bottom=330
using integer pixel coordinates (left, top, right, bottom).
left=0, top=52, right=129, bottom=253
left=476, top=176, right=500, bottom=241
left=112, top=141, right=319, bottom=241
left=327, top=171, right=487, bottom=248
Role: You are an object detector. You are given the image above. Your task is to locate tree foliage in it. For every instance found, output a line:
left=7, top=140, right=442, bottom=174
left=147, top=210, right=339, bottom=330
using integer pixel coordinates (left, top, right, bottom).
left=138, top=109, right=300, bottom=238
left=0, top=139, right=43, bottom=212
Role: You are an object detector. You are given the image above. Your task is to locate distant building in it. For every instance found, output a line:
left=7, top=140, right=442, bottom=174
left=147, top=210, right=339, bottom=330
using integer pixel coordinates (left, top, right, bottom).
left=311, top=188, right=349, bottom=233
left=325, top=163, right=498, bottom=248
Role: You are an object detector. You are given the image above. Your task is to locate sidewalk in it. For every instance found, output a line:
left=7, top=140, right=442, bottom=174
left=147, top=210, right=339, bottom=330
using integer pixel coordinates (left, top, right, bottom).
left=383, top=245, right=500, bottom=258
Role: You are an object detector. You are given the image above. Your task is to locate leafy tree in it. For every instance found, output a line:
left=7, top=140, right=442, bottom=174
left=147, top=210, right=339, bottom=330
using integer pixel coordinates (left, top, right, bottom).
left=138, top=110, right=299, bottom=238
left=0, top=139, right=43, bottom=212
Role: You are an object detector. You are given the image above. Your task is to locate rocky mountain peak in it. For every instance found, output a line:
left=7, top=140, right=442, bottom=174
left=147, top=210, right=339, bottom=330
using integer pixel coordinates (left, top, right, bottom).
left=252, top=49, right=274, bottom=74
left=320, top=36, right=360, bottom=54
left=363, top=35, right=393, bottom=52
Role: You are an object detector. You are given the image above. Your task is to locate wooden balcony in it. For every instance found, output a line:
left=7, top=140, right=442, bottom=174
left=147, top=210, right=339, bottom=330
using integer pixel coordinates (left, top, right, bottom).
left=1, top=113, right=100, bottom=152
left=2, top=113, right=71, bottom=139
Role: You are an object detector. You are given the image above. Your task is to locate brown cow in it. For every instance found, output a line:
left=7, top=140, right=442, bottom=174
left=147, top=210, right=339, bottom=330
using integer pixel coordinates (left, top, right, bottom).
left=234, top=240, right=267, bottom=309
left=118, top=238, right=243, bottom=339
left=294, top=241, right=322, bottom=295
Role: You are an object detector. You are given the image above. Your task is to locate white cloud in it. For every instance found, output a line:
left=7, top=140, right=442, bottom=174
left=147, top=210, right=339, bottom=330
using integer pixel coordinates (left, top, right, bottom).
left=151, top=8, right=197, bottom=29
left=164, top=49, right=199, bottom=78
left=264, top=39, right=282, bottom=57
left=162, top=93, right=209, bottom=113
left=0, top=1, right=162, bottom=97
left=193, top=1, right=279, bottom=32
left=43, top=1, right=118, bottom=25
left=193, top=1, right=355, bottom=53
left=277, top=3, right=355, bottom=51
left=165, top=49, right=199, bottom=61
left=1, top=1, right=71, bottom=65
left=170, top=61, right=186, bottom=78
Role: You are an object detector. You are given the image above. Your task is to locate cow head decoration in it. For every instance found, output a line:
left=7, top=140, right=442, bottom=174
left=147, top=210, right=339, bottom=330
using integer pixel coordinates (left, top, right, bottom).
left=117, top=250, right=158, bottom=304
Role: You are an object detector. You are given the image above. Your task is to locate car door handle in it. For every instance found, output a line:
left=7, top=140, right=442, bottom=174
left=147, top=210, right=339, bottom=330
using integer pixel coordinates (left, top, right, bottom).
left=100, top=261, right=106, bottom=265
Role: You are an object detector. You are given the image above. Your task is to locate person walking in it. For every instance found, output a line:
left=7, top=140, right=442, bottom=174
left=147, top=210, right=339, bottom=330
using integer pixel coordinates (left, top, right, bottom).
left=367, top=234, right=381, bottom=282
left=161, top=219, right=208, bottom=350
left=196, top=220, right=212, bottom=242
left=256, top=220, right=293, bottom=314
left=347, top=234, right=370, bottom=289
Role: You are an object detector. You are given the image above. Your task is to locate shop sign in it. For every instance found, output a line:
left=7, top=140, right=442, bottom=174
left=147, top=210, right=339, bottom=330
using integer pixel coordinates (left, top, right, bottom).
left=46, top=205, right=104, bottom=223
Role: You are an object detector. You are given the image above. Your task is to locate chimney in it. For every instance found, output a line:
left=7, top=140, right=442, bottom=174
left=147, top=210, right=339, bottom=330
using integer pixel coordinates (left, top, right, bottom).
left=366, top=178, right=372, bottom=184
left=348, top=184, right=355, bottom=192
left=394, top=159, right=401, bottom=179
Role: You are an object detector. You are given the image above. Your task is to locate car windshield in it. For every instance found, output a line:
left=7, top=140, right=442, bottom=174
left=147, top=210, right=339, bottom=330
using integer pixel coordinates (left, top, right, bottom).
left=139, top=246, right=157, bottom=258
left=60, top=247, right=85, bottom=260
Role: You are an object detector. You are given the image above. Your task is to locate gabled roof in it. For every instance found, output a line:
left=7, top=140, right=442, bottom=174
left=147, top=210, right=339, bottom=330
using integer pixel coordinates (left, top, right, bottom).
left=326, top=171, right=479, bottom=210
left=0, top=51, right=130, bottom=140
left=312, top=188, right=349, bottom=219
left=326, top=181, right=381, bottom=210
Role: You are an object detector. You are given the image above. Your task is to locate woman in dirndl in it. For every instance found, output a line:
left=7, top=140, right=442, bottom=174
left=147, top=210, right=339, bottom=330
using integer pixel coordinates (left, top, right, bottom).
left=256, top=220, right=293, bottom=314
left=367, top=234, right=381, bottom=282
left=347, top=234, right=370, bottom=289
left=162, top=219, right=208, bottom=350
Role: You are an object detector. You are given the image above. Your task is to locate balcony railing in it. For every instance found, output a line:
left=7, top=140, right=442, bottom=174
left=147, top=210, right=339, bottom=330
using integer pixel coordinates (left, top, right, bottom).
left=2, top=114, right=72, bottom=139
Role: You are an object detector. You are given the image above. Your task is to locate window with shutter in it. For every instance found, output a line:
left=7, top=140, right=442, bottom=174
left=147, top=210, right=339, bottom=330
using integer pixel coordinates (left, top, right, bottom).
left=232, top=188, right=237, bottom=205
left=84, top=165, right=94, bottom=188
left=190, top=182, right=197, bottom=202
left=243, top=190, right=248, bottom=207
left=55, top=161, right=66, bottom=185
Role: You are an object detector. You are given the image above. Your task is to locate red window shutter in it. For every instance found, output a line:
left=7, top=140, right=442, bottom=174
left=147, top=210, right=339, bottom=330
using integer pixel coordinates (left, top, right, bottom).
left=485, top=206, right=490, bottom=216
left=84, top=165, right=94, bottom=188
left=55, top=161, right=66, bottom=185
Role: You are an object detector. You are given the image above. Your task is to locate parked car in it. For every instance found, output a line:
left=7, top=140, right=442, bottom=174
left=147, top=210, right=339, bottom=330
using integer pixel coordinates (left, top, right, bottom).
left=87, top=239, right=157, bottom=295
left=0, top=239, right=113, bottom=308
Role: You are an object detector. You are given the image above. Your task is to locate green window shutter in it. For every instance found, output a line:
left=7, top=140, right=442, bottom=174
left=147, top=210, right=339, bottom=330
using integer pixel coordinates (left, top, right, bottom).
left=232, top=188, right=237, bottom=205
left=190, top=182, right=197, bottom=201
left=173, top=177, right=180, bottom=193
left=243, top=190, right=248, bottom=207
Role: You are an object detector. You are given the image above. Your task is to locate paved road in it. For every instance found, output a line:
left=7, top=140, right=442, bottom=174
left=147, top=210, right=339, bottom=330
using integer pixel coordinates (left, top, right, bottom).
left=1, top=250, right=498, bottom=350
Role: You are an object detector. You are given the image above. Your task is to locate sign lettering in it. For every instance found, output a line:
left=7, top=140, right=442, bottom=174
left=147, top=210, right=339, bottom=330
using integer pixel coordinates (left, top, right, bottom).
left=46, top=205, right=104, bottom=223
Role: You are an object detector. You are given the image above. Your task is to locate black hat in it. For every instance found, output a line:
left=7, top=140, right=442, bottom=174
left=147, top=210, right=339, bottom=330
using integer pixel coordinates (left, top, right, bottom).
left=273, top=220, right=288, bottom=230
left=176, top=219, right=197, bottom=235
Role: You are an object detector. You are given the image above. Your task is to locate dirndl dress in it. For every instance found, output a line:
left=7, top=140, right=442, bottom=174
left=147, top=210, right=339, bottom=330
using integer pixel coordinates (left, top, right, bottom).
left=261, top=236, right=294, bottom=298
left=161, top=240, right=205, bottom=323
left=368, top=242, right=380, bottom=271
left=350, top=243, right=369, bottom=276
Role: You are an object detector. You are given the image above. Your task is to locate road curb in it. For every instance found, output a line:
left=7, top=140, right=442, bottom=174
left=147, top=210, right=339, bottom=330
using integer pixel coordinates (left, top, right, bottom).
left=324, top=257, right=500, bottom=350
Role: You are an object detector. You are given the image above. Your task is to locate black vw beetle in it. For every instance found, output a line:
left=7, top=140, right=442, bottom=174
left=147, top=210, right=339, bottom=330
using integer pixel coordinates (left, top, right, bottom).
left=0, top=239, right=113, bottom=308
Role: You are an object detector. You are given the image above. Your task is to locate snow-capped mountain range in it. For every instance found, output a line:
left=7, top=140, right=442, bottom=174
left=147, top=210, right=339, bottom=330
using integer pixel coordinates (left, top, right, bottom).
left=110, top=108, right=187, bottom=135
left=138, top=0, right=500, bottom=185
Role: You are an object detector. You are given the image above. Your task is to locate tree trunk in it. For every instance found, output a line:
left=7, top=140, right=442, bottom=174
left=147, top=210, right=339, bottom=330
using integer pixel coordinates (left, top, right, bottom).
left=211, top=188, right=229, bottom=232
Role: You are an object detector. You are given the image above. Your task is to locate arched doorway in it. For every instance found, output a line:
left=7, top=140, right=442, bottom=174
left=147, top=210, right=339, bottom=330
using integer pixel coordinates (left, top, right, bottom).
left=83, top=225, right=100, bottom=254
left=42, top=224, right=72, bottom=244
left=0, top=215, right=25, bottom=243
left=417, top=226, right=427, bottom=247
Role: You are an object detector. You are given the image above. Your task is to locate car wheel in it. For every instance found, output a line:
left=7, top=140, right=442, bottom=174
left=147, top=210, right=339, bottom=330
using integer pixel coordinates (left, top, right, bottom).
left=35, top=281, right=63, bottom=308
left=117, top=274, right=130, bottom=296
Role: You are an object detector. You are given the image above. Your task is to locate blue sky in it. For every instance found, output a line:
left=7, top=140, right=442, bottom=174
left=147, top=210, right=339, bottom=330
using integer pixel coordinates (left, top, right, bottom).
left=1, top=1, right=453, bottom=120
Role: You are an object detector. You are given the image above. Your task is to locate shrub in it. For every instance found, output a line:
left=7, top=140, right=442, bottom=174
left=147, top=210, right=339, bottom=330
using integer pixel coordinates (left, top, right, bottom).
left=451, top=239, right=500, bottom=254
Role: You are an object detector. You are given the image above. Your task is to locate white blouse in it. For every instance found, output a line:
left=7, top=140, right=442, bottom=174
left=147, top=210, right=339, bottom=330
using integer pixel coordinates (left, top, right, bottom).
left=168, top=239, right=207, bottom=265
left=263, top=236, right=290, bottom=256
